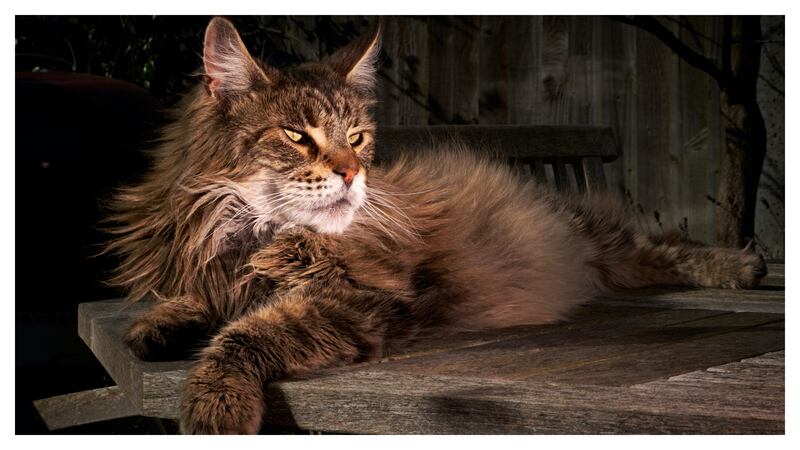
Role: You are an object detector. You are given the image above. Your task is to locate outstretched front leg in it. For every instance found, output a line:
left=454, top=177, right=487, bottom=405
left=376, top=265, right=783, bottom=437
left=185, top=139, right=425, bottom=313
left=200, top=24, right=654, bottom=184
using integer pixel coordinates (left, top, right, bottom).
left=179, top=286, right=402, bottom=434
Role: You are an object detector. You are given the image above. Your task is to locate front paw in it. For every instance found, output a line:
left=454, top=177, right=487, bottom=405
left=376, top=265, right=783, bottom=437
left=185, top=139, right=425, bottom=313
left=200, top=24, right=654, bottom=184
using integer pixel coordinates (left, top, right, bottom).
left=275, top=227, right=332, bottom=262
left=249, top=227, right=342, bottom=288
left=123, top=316, right=200, bottom=361
left=180, top=358, right=264, bottom=434
left=124, top=317, right=173, bottom=361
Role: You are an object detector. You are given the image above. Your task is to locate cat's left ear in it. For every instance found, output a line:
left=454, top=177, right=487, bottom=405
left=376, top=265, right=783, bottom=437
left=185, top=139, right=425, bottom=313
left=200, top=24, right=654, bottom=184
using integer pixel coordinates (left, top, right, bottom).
left=328, top=18, right=382, bottom=92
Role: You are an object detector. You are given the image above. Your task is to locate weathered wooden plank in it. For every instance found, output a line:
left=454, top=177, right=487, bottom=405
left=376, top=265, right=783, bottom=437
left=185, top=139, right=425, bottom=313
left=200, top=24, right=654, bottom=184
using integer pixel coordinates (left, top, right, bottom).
left=132, top=366, right=784, bottom=433
left=506, top=16, right=543, bottom=124
left=376, top=17, right=401, bottom=126
left=427, top=16, right=480, bottom=124
left=77, top=300, right=662, bottom=420
left=365, top=309, right=737, bottom=381
left=581, top=156, right=608, bottom=191
left=668, top=349, right=785, bottom=387
left=78, top=299, right=194, bottom=417
left=396, top=17, right=429, bottom=125
left=552, top=160, right=571, bottom=191
left=759, top=262, right=784, bottom=289
left=535, top=319, right=783, bottom=386
left=478, top=16, right=509, bottom=124
left=678, top=16, right=716, bottom=242
left=257, top=371, right=782, bottom=434
left=669, top=361, right=785, bottom=388
left=629, top=382, right=782, bottom=423
left=663, top=17, right=684, bottom=238
left=631, top=350, right=784, bottom=419
left=739, top=350, right=784, bottom=366
left=530, top=159, right=548, bottom=185
left=77, top=281, right=783, bottom=430
left=539, top=16, right=569, bottom=124
left=381, top=303, right=668, bottom=363
left=77, top=298, right=151, bottom=345
left=592, top=18, right=631, bottom=190
left=631, top=378, right=783, bottom=412
left=598, top=286, right=784, bottom=314
left=33, top=386, right=138, bottom=430
left=375, top=125, right=619, bottom=161
left=142, top=370, right=188, bottom=419
left=634, top=22, right=674, bottom=235
left=572, top=158, right=588, bottom=193
left=567, top=16, right=594, bottom=125
left=618, top=17, right=639, bottom=214
left=766, top=262, right=784, bottom=276
left=76, top=300, right=674, bottom=420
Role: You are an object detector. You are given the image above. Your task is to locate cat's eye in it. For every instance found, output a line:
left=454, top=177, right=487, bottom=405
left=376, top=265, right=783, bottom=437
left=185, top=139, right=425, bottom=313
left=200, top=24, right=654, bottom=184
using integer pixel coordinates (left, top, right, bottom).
left=348, top=133, right=363, bottom=146
left=284, top=129, right=305, bottom=143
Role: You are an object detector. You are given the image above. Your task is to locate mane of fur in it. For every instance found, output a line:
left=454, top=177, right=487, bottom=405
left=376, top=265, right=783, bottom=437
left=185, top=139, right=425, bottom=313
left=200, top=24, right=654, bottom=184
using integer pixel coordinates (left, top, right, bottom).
left=104, top=87, right=274, bottom=318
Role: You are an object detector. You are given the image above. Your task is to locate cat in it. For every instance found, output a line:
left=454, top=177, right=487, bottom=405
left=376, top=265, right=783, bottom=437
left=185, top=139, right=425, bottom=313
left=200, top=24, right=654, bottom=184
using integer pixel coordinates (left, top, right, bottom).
left=104, top=17, right=767, bottom=434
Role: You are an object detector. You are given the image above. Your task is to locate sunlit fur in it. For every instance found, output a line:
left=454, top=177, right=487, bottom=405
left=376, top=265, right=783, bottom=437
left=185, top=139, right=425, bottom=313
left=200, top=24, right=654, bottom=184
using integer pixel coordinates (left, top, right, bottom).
left=107, top=18, right=767, bottom=434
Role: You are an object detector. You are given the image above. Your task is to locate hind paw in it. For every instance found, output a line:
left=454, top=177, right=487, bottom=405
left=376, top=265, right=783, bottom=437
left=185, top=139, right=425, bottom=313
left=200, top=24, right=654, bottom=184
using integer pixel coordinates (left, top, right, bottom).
left=710, top=250, right=768, bottom=289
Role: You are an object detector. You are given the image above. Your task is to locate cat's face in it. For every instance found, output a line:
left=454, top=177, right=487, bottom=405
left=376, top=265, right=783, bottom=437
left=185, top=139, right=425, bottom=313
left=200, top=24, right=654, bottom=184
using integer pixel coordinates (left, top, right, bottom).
left=200, top=17, right=380, bottom=234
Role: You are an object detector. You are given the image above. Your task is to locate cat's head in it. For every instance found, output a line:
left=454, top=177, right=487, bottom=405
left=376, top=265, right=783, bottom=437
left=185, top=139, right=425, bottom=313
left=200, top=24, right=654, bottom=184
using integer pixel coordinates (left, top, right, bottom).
left=190, top=17, right=381, bottom=234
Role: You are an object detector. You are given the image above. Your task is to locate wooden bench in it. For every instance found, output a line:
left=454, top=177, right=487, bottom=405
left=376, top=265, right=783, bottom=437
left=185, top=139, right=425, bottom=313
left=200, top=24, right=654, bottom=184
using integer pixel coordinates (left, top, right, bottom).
left=34, top=125, right=785, bottom=433
left=377, top=125, right=616, bottom=192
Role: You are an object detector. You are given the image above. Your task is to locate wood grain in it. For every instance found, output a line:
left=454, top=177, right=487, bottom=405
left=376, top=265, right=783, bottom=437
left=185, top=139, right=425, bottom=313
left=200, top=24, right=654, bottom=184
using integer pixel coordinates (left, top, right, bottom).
left=427, top=17, right=480, bottom=124
left=33, top=386, right=138, bottom=430
left=532, top=318, right=783, bottom=386
left=362, top=17, right=783, bottom=258
left=259, top=371, right=782, bottom=434
left=598, top=286, right=785, bottom=313
left=365, top=310, right=780, bottom=383
left=478, top=17, right=509, bottom=125
left=376, top=125, right=619, bottom=162
left=396, top=17, right=429, bottom=125
left=75, top=262, right=784, bottom=432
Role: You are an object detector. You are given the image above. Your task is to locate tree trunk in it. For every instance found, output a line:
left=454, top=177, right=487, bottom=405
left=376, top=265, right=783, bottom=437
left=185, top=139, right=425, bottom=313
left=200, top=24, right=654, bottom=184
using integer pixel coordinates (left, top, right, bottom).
left=716, top=92, right=767, bottom=248
left=714, top=16, right=766, bottom=249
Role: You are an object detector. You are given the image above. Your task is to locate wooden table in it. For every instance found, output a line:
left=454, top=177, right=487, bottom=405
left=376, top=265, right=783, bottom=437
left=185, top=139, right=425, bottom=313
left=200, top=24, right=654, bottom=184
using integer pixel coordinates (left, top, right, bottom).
left=35, top=263, right=785, bottom=433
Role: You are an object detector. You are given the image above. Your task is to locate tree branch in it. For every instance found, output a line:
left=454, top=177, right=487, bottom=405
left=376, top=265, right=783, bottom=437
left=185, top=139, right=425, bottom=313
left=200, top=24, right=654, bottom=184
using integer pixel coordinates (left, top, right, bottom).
left=611, top=16, right=730, bottom=87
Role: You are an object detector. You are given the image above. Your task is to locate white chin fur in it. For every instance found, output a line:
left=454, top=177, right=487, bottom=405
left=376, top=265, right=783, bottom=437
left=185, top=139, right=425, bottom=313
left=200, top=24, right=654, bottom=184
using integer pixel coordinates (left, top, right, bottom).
left=286, top=172, right=367, bottom=235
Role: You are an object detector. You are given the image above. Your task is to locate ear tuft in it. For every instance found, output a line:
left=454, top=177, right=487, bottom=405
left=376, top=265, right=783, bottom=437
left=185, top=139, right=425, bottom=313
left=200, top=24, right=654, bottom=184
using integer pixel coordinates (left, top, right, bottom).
left=203, top=17, right=268, bottom=97
left=328, top=19, right=382, bottom=92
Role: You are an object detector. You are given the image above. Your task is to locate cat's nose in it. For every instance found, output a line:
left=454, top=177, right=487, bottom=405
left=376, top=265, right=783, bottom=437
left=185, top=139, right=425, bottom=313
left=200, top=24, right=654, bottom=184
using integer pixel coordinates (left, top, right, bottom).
left=331, top=154, right=360, bottom=187
left=333, top=165, right=357, bottom=187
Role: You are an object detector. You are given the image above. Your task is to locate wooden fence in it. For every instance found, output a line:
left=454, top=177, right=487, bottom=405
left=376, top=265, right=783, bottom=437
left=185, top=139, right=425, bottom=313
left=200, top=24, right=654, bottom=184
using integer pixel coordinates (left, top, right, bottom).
left=269, top=16, right=785, bottom=257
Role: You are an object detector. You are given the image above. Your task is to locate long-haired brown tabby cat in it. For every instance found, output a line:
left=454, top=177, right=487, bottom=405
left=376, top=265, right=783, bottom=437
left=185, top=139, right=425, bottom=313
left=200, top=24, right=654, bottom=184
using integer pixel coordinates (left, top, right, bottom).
left=105, top=17, right=767, bottom=434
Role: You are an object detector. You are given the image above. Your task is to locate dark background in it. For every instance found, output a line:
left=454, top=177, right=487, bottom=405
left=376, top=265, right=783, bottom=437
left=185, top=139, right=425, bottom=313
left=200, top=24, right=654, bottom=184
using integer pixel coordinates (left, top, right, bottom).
left=14, top=15, right=784, bottom=434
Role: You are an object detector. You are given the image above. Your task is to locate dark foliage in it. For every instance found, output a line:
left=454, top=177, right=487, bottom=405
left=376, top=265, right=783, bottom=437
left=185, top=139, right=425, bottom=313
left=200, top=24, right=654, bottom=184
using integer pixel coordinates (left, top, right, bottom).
left=15, top=16, right=371, bottom=105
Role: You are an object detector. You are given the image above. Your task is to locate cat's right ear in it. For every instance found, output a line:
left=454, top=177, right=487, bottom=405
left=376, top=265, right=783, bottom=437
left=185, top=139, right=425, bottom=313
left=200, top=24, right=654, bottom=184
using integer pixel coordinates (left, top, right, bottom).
left=203, top=17, right=270, bottom=98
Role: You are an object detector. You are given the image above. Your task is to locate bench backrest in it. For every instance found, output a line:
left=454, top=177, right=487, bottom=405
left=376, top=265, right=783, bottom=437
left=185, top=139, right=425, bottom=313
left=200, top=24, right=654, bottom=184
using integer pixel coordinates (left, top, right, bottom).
left=376, top=125, right=619, bottom=194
